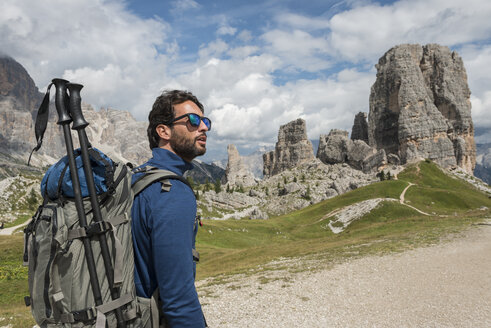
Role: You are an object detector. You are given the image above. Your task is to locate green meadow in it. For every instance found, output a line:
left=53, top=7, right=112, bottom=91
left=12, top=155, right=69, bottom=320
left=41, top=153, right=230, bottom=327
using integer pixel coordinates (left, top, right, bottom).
left=1, top=160, right=490, bottom=326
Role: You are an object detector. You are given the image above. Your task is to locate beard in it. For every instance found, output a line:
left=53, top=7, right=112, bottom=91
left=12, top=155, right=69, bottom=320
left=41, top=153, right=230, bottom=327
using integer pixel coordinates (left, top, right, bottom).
left=170, top=129, right=206, bottom=161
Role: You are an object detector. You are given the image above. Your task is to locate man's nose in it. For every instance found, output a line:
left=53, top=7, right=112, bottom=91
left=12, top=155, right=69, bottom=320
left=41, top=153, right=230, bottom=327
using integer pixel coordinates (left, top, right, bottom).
left=198, top=119, right=209, bottom=132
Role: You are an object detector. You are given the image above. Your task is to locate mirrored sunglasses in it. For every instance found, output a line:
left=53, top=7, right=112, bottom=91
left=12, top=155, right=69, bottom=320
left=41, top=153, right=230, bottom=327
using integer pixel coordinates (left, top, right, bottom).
left=168, top=113, right=212, bottom=130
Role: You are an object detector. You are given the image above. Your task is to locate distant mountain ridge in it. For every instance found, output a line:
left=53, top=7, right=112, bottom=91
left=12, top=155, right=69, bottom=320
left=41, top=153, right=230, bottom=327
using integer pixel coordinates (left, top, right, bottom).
left=475, top=142, right=491, bottom=185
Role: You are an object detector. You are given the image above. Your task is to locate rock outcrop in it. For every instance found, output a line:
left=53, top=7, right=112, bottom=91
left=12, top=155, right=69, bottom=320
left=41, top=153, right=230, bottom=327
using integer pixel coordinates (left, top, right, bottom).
left=351, top=112, right=369, bottom=143
left=263, top=118, right=315, bottom=177
left=317, top=129, right=385, bottom=172
left=0, top=56, right=152, bottom=166
left=225, top=144, right=256, bottom=188
left=0, top=56, right=43, bottom=112
left=368, top=44, right=476, bottom=174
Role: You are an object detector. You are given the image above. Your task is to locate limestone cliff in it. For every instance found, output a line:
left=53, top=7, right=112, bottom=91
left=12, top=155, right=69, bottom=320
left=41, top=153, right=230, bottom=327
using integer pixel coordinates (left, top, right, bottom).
left=368, top=44, right=476, bottom=173
left=0, top=56, right=43, bottom=113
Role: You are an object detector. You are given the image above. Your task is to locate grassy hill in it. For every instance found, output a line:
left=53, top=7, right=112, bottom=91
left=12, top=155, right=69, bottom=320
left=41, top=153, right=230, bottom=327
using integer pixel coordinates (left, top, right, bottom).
left=195, top=160, right=490, bottom=279
left=1, top=160, right=490, bottom=326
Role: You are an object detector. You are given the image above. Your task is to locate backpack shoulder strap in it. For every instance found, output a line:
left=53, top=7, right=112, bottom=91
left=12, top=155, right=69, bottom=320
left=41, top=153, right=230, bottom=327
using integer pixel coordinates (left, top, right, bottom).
left=132, top=167, right=192, bottom=197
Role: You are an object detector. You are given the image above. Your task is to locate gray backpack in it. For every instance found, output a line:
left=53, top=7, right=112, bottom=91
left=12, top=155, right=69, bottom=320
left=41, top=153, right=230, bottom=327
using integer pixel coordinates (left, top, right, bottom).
left=23, top=153, right=190, bottom=328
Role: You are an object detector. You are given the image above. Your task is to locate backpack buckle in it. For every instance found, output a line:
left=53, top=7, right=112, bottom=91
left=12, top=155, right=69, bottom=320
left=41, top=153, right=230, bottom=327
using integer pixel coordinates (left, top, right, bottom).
left=72, top=307, right=96, bottom=321
left=86, top=221, right=111, bottom=236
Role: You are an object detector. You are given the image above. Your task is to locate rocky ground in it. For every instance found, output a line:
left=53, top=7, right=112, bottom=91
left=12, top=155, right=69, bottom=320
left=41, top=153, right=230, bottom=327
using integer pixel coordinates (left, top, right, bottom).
left=199, top=159, right=381, bottom=219
left=198, top=220, right=491, bottom=327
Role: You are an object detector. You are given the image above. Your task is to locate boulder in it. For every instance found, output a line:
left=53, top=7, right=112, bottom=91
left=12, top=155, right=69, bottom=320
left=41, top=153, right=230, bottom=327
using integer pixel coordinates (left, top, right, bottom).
left=316, top=129, right=383, bottom=171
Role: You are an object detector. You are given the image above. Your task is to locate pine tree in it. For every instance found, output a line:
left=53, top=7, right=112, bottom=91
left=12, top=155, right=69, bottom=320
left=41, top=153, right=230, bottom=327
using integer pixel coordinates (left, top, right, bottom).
left=27, top=188, right=38, bottom=210
left=186, top=176, right=195, bottom=188
left=214, top=178, right=222, bottom=193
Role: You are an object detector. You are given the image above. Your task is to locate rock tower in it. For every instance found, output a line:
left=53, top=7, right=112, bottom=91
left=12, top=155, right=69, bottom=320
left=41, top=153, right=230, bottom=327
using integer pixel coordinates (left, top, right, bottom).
left=225, top=144, right=256, bottom=188
left=263, top=118, right=315, bottom=177
left=351, top=112, right=369, bottom=144
left=368, top=44, right=476, bottom=173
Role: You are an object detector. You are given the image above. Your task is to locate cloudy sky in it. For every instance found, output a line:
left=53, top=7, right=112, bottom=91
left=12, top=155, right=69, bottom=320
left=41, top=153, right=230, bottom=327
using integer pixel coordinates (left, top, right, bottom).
left=1, top=0, right=491, bottom=161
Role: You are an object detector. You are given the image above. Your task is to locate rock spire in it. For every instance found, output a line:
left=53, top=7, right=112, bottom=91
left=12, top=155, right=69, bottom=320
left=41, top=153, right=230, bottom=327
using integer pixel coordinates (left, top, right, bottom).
left=225, top=144, right=256, bottom=188
left=368, top=44, right=476, bottom=173
left=263, top=118, right=315, bottom=177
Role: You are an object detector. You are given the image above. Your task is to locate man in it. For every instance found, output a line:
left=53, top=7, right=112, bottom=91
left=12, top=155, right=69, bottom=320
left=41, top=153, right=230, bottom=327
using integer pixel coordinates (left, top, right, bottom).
left=132, top=90, right=210, bottom=327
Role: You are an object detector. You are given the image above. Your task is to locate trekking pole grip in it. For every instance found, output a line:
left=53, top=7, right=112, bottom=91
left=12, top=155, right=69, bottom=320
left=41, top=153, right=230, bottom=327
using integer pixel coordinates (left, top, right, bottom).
left=52, top=78, right=72, bottom=125
left=66, top=83, right=89, bottom=130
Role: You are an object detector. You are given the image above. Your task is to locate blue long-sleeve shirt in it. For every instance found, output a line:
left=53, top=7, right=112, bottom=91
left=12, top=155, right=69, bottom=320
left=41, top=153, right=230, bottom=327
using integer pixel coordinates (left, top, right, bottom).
left=131, top=148, right=205, bottom=327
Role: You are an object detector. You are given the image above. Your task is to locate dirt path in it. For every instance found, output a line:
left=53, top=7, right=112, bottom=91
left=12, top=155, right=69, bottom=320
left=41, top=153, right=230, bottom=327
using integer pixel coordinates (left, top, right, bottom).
left=0, top=219, right=30, bottom=236
left=199, top=221, right=491, bottom=327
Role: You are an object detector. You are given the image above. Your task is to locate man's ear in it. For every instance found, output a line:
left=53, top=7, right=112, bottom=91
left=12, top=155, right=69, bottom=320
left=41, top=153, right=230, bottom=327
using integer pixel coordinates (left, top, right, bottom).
left=156, top=124, right=172, bottom=142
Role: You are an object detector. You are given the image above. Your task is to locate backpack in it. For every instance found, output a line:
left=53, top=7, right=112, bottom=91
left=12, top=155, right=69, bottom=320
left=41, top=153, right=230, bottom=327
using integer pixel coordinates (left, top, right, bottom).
left=23, top=147, right=192, bottom=328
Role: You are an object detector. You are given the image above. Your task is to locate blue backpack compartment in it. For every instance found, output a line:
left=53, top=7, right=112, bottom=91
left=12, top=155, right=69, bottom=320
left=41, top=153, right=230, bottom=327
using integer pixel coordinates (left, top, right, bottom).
left=41, top=148, right=114, bottom=200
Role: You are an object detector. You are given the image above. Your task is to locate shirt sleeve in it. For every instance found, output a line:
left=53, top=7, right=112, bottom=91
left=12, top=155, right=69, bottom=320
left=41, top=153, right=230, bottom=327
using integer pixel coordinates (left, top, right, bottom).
left=147, top=180, right=205, bottom=328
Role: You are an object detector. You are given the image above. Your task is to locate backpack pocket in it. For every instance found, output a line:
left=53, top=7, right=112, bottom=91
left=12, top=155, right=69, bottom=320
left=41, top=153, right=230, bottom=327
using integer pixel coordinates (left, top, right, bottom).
left=136, top=291, right=164, bottom=328
left=26, top=204, right=66, bottom=325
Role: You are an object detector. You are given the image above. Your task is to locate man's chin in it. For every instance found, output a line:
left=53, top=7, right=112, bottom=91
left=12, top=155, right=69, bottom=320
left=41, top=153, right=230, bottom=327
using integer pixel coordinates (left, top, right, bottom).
left=196, top=147, right=206, bottom=156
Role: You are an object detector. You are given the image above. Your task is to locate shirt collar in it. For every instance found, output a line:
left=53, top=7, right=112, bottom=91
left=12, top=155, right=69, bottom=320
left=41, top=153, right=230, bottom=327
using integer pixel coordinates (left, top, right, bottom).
left=147, top=148, right=194, bottom=175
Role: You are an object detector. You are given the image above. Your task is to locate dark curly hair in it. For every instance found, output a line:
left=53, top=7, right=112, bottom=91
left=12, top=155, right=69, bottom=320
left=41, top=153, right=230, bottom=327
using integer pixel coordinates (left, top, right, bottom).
left=147, top=90, right=204, bottom=149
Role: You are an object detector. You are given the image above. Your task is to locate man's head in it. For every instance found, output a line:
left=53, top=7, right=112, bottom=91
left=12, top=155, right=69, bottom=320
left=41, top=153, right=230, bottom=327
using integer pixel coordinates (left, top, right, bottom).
left=147, top=90, right=210, bottom=162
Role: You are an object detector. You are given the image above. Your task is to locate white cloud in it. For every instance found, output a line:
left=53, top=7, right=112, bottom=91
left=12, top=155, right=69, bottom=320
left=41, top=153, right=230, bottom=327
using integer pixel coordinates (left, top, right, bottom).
left=286, top=69, right=374, bottom=139
left=328, top=0, right=491, bottom=62
left=457, top=44, right=491, bottom=128
left=0, top=0, right=170, bottom=120
left=237, top=30, right=253, bottom=42
left=198, top=39, right=229, bottom=60
left=274, top=12, right=330, bottom=30
left=228, top=46, right=260, bottom=59
left=217, top=25, right=237, bottom=36
left=261, top=29, right=332, bottom=72
left=470, top=93, right=491, bottom=128
left=171, top=0, right=200, bottom=12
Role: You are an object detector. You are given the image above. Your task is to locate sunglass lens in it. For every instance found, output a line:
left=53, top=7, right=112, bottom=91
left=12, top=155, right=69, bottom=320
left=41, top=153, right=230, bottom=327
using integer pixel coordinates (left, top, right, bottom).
left=202, top=117, right=211, bottom=130
left=188, top=113, right=201, bottom=127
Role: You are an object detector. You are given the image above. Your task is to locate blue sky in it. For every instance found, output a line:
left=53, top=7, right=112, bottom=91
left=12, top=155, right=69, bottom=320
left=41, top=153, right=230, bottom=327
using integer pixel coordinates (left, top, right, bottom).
left=1, top=0, right=491, bottom=162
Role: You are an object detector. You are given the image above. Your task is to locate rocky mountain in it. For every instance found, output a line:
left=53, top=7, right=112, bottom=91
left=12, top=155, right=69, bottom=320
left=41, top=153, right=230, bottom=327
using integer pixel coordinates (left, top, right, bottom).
left=368, top=44, right=476, bottom=174
left=185, top=160, right=225, bottom=184
left=474, top=143, right=491, bottom=185
left=263, top=118, right=315, bottom=177
left=0, top=56, right=43, bottom=113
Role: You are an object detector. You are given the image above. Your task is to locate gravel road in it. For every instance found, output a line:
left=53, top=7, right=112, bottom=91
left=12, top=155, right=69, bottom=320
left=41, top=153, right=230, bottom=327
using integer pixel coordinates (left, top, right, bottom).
left=198, top=221, right=491, bottom=327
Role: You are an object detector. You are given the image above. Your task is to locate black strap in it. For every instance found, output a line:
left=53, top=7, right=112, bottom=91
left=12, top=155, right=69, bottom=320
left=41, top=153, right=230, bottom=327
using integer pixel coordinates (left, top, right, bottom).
left=87, top=148, right=115, bottom=188
left=28, top=82, right=54, bottom=166
left=56, top=160, right=72, bottom=199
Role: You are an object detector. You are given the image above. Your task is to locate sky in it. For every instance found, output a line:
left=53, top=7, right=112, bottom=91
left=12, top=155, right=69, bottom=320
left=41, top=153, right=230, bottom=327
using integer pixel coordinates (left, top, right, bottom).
left=1, top=0, right=491, bottom=162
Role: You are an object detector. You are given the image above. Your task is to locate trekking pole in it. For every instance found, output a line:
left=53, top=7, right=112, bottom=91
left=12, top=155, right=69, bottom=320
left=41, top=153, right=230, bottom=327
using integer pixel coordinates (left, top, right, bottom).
left=66, top=83, right=127, bottom=328
left=51, top=78, right=104, bottom=307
